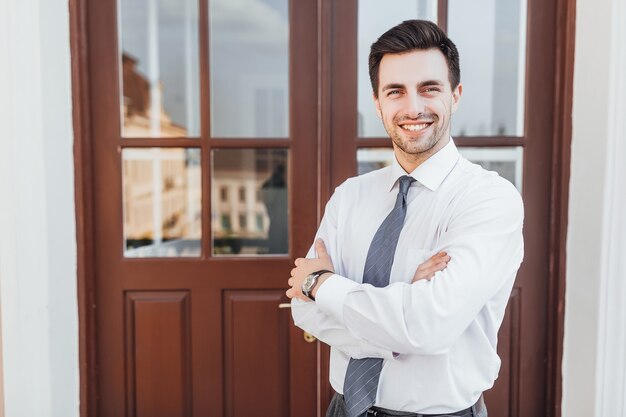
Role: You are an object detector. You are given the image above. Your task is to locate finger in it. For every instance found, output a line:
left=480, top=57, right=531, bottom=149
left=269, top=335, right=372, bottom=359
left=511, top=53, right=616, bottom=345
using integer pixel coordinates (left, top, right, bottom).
left=417, top=261, right=447, bottom=278
left=412, top=270, right=434, bottom=283
left=428, top=261, right=447, bottom=273
left=286, top=288, right=294, bottom=298
left=290, top=268, right=297, bottom=277
left=416, top=257, right=438, bottom=271
left=294, top=258, right=304, bottom=267
left=315, top=238, right=330, bottom=260
left=288, top=278, right=293, bottom=286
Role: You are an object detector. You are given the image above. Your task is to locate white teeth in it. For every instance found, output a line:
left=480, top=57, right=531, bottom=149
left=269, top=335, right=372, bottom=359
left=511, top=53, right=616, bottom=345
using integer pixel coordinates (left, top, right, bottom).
left=401, top=123, right=429, bottom=132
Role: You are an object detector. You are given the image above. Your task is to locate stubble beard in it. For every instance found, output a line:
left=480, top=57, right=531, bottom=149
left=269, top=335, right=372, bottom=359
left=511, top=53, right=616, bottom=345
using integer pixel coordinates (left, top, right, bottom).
left=385, top=113, right=450, bottom=159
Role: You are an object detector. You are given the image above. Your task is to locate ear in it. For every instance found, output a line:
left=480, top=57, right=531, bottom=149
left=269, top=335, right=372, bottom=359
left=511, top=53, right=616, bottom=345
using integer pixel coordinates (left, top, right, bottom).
left=451, top=83, right=463, bottom=114
left=373, top=92, right=382, bottom=119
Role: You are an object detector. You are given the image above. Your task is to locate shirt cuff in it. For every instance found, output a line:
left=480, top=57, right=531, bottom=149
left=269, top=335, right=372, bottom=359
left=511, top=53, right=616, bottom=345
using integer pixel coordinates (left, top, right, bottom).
left=315, top=274, right=359, bottom=325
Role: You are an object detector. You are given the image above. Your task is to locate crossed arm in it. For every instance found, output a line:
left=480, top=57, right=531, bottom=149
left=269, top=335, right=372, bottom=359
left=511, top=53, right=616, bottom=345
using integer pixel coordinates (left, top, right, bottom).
left=286, top=238, right=449, bottom=302
left=286, top=179, right=523, bottom=358
left=286, top=239, right=450, bottom=359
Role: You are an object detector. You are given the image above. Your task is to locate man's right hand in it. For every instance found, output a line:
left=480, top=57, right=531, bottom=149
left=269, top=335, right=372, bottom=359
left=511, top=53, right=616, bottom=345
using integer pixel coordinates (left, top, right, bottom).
left=412, top=252, right=451, bottom=283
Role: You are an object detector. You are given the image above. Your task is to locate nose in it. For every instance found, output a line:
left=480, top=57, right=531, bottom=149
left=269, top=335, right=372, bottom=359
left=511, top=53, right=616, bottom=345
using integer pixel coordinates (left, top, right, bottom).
left=404, top=91, right=426, bottom=118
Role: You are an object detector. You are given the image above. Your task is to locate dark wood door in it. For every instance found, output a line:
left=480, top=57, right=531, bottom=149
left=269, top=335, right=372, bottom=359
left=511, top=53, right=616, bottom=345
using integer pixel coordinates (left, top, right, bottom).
left=87, top=0, right=320, bottom=415
left=82, top=0, right=564, bottom=416
left=325, top=1, right=558, bottom=416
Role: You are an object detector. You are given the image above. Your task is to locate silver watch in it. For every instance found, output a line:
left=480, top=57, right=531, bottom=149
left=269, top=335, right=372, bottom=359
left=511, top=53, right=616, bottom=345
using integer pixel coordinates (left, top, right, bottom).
left=301, top=270, right=332, bottom=300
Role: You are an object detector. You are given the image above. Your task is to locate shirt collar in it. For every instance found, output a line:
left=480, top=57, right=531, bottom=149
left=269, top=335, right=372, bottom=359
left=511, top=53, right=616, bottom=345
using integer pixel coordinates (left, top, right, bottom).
left=388, top=138, right=460, bottom=192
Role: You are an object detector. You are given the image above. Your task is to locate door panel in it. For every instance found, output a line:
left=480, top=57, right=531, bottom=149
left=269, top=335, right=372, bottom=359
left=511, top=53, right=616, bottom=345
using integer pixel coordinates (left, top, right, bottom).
left=87, top=0, right=319, bottom=415
left=223, top=290, right=290, bottom=417
left=124, top=291, right=192, bottom=417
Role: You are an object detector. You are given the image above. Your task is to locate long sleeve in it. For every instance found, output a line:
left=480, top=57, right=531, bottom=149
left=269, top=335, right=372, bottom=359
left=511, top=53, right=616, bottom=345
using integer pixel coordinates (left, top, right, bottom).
left=314, top=178, right=524, bottom=355
left=291, top=186, right=394, bottom=360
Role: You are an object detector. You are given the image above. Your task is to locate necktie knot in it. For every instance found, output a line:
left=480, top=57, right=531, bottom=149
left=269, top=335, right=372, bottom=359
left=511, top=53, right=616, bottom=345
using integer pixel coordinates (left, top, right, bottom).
left=398, top=175, right=415, bottom=195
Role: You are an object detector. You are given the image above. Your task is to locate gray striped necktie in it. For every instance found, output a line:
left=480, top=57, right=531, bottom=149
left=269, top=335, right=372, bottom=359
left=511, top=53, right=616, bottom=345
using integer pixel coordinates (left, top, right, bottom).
left=343, top=175, right=416, bottom=417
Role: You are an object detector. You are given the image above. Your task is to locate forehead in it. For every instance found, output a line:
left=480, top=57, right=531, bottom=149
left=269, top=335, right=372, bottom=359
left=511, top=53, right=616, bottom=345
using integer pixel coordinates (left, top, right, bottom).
left=378, top=48, right=450, bottom=88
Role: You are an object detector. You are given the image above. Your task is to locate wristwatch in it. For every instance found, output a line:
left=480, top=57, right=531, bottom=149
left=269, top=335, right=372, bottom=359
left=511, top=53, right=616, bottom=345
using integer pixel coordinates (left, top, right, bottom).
left=301, top=269, right=333, bottom=301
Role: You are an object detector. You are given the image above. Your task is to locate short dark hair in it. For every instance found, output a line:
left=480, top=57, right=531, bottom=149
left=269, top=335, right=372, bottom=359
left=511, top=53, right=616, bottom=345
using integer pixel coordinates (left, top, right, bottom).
left=369, top=20, right=460, bottom=97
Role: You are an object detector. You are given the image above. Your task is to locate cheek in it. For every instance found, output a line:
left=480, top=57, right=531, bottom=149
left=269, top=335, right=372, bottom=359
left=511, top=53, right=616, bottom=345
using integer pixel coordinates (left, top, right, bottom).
left=429, top=98, right=450, bottom=119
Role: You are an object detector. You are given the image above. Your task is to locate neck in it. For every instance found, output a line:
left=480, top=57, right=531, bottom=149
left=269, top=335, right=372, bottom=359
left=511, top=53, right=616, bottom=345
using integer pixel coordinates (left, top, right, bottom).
left=395, top=136, right=450, bottom=173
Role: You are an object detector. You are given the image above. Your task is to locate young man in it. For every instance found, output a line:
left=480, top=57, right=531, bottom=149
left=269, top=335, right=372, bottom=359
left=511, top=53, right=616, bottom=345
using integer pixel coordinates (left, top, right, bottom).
left=286, top=20, right=524, bottom=417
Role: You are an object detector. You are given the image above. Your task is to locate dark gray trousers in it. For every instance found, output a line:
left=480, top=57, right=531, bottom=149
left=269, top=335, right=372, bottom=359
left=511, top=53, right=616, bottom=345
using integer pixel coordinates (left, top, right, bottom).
left=325, top=393, right=487, bottom=417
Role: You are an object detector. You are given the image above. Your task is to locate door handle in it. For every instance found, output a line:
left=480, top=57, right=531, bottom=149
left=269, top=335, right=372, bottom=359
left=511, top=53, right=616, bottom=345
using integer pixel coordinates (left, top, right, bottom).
left=278, top=303, right=291, bottom=309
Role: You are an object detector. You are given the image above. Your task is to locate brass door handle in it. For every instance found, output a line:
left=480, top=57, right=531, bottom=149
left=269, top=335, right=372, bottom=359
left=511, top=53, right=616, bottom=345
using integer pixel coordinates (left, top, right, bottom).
left=278, top=303, right=291, bottom=309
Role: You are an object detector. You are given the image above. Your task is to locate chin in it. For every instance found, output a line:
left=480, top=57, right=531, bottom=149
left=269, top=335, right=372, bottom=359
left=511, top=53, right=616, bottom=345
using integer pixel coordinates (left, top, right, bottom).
left=396, top=136, right=437, bottom=155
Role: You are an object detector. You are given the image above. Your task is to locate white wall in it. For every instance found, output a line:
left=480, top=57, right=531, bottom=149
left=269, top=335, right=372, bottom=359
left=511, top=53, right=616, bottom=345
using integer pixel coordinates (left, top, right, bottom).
left=0, top=1, right=79, bottom=417
left=563, top=0, right=626, bottom=415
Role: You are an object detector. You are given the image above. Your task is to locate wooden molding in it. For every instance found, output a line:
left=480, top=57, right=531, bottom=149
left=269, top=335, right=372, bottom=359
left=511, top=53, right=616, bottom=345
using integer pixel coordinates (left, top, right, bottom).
left=546, top=0, right=577, bottom=415
left=69, top=0, right=98, bottom=415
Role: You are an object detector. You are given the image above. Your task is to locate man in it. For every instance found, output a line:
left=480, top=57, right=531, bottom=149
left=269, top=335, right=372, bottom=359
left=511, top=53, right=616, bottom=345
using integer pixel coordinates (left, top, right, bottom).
left=286, top=20, right=524, bottom=417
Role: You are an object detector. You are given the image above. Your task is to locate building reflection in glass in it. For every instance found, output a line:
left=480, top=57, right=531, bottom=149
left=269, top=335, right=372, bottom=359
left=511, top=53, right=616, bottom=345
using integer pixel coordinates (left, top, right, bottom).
left=122, top=148, right=202, bottom=257
left=212, top=149, right=289, bottom=255
left=118, top=0, right=200, bottom=137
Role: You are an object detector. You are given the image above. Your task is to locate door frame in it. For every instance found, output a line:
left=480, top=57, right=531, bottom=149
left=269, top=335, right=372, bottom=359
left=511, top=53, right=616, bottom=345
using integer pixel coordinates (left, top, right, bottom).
left=70, top=0, right=576, bottom=415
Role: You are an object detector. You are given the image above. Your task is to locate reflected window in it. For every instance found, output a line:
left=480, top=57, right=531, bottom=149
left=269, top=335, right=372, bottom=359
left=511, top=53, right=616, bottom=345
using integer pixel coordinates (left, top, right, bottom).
left=210, top=0, right=289, bottom=138
left=212, top=149, right=289, bottom=255
left=118, top=0, right=200, bottom=137
left=358, top=0, right=437, bottom=137
left=122, top=148, right=202, bottom=257
left=448, top=0, right=527, bottom=136
left=357, top=146, right=523, bottom=190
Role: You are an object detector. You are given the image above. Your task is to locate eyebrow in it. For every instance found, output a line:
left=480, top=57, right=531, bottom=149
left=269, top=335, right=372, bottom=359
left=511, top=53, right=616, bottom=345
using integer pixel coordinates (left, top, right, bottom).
left=381, top=79, right=446, bottom=92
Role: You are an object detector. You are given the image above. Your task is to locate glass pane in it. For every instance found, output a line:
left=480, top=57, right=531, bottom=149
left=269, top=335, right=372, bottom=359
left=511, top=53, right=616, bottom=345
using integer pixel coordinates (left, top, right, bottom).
left=119, top=0, right=200, bottom=137
left=212, top=149, right=289, bottom=255
left=357, top=146, right=523, bottom=190
left=448, top=0, right=527, bottom=136
left=210, top=0, right=289, bottom=138
left=458, top=147, right=523, bottom=190
left=358, top=0, right=438, bottom=137
left=122, top=148, right=202, bottom=257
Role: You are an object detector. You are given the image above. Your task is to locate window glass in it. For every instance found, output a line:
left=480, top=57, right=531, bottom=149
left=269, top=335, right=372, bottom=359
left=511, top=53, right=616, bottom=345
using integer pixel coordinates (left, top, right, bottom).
left=212, top=149, right=289, bottom=255
left=122, top=148, right=202, bottom=257
left=448, top=0, right=527, bottom=136
left=210, top=0, right=289, bottom=137
left=119, top=0, right=200, bottom=137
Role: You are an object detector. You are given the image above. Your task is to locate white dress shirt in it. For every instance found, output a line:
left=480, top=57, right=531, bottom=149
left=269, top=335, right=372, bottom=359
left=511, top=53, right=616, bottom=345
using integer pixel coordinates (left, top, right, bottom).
left=291, top=138, right=524, bottom=414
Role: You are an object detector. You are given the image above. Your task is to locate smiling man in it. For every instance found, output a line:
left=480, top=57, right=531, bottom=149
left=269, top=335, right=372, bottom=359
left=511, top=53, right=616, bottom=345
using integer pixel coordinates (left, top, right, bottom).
left=287, top=20, right=524, bottom=417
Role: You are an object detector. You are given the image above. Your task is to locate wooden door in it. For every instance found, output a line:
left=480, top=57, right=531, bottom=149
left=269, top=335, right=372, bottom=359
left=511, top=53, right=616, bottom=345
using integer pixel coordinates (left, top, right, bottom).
left=325, top=1, right=559, bottom=416
left=86, top=0, right=320, bottom=415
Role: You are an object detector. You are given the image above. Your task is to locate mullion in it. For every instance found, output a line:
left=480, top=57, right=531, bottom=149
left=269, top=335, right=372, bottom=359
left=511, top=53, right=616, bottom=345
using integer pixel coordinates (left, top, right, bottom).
left=200, top=0, right=211, bottom=258
left=437, top=0, right=449, bottom=31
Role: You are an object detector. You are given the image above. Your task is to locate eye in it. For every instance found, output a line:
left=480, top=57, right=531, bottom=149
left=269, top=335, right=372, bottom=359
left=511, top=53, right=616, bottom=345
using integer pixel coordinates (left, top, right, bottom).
left=423, top=87, right=441, bottom=93
left=387, top=89, right=401, bottom=97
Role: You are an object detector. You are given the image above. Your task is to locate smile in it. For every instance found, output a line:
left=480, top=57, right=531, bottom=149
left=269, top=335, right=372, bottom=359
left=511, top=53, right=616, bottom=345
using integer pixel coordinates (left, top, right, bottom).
left=400, top=123, right=432, bottom=132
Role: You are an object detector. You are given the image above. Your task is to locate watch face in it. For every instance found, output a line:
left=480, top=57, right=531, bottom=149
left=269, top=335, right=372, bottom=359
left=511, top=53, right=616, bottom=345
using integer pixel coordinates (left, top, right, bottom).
left=302, top=275, right=314, bottom=293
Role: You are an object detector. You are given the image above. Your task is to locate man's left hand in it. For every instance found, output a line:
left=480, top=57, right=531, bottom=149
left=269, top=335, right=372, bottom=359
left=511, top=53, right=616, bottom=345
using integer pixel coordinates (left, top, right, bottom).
left=286, top=238, right=334, bottom=302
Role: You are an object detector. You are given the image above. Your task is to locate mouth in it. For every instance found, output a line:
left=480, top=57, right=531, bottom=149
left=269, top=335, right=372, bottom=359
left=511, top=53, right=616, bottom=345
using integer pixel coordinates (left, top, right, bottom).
left=399, top=122, right=433, bottom=133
